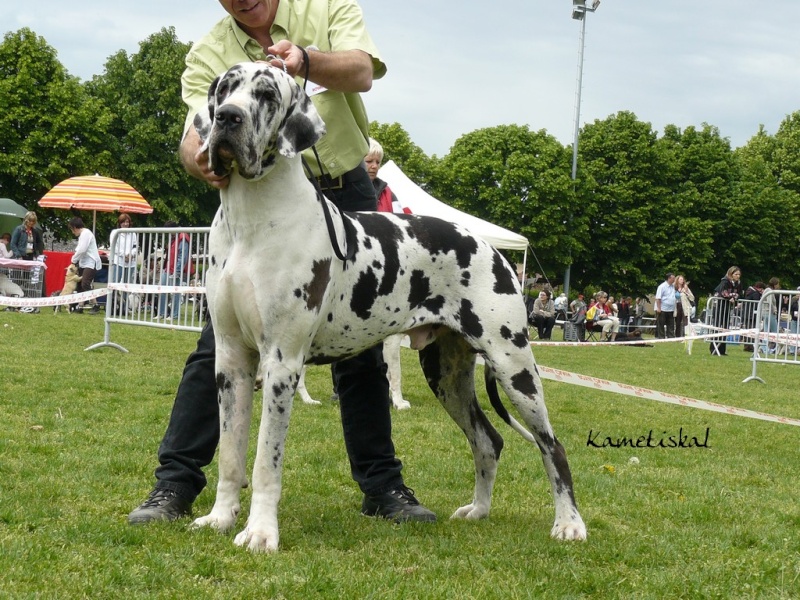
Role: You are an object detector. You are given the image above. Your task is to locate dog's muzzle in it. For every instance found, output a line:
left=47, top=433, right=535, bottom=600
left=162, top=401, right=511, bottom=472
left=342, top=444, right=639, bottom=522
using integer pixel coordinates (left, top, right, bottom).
left=209, top=105, right=248, bottom=177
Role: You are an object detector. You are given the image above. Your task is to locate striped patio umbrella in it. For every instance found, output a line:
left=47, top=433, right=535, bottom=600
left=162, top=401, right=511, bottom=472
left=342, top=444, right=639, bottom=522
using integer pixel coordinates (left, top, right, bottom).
left=39, top=174, right=153, bottom=232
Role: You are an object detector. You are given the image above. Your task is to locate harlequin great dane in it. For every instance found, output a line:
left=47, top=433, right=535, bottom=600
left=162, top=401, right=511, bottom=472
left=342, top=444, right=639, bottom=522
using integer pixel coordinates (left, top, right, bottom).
left=191, top=62, right=586, bottom=552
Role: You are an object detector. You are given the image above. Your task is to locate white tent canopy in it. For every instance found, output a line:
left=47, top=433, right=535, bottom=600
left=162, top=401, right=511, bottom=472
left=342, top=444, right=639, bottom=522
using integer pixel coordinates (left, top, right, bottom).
left=378, top=160, right=529, bottom=275
left=378, top=161, right=528, bottom=251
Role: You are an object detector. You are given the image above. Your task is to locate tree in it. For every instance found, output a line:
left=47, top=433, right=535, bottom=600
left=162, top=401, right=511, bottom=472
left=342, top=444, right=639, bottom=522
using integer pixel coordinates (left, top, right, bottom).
left=0, top=28, right=113, bottom=235
left=658, top=123, right=736, bottom=295
left=369, top=121, right=433, bottom=186
left=570, top=111, right=676, bottom=296
left=431, top=125, right=579, bottom=276
left=86, top=27, right=219, bottom=240
left=732, top=125, right=800, bottom=283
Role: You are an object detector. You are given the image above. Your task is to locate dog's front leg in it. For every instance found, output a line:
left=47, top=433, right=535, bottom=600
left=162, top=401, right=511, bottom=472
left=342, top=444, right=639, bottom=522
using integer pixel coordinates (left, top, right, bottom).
left=192, top=347, right=256, bottom=534
left=233, top=361, right=299, bottom=553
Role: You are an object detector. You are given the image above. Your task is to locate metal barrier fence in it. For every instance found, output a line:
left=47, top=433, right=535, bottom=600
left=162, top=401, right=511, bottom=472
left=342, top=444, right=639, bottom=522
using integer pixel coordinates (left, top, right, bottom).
left=86, top=227, right=211, bottom=352
left=743, top=288, right=800, bottom=383
left=702, top=296, right=759, bottom=354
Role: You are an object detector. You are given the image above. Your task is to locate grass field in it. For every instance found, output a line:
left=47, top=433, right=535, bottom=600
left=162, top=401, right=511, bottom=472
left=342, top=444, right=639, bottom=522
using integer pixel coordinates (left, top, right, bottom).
left=2, top=309, right=799, bottom=599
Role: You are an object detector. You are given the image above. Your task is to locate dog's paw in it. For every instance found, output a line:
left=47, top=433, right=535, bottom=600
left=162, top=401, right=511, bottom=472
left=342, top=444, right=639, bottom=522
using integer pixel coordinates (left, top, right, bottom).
left=550, top=518, right=587, bottom=541
left=450, top=503, right=489, bottom=520
left=190, top=506, right=239, bottom=533
left=392, top=398, right=411, bottom=410
left=299, top=394, right=321, bottom=406
left=234, top=525, right=279, bottom=553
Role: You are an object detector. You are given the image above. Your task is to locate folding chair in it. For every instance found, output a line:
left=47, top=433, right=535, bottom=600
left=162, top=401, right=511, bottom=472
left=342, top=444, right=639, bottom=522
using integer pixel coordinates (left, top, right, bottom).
left=585, top=318, right=603, bottom=342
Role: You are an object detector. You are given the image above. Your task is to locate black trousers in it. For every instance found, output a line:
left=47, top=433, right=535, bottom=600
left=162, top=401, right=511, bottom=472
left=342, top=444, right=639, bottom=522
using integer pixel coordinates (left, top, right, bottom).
left=153, top=167, right=403, bottom=501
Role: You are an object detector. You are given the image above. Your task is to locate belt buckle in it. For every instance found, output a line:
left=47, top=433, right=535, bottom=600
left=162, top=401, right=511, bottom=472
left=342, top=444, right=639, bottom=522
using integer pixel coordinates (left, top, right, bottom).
left=318, top=174, right=343, bottom=190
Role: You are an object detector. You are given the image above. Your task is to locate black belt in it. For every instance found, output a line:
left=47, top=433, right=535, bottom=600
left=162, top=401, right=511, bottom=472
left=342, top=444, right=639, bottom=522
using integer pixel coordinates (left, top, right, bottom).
left=314, top=161, right=366, bottom=190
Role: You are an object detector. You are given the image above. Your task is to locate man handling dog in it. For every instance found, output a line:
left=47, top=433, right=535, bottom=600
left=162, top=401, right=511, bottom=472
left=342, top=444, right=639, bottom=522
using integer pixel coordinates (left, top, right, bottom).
left=129, top=0, right=436, bottom=526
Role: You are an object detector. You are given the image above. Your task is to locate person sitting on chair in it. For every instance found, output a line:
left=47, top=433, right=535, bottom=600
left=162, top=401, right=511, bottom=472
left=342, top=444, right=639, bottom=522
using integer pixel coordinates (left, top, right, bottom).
left=586, top=291, right=620, bottom=342
left=530, top=290, right=556, bottom=340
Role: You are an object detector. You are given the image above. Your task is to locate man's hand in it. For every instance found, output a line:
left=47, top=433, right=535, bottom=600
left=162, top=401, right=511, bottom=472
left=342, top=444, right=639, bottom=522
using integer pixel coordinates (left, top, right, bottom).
left=179, top=126, right=229, bottom=190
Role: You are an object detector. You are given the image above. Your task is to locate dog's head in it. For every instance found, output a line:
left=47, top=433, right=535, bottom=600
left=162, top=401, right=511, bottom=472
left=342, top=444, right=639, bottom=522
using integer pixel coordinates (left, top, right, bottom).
left=65, top=263, right=79, bottom=279
left=195, top=63, right=326, bottom=180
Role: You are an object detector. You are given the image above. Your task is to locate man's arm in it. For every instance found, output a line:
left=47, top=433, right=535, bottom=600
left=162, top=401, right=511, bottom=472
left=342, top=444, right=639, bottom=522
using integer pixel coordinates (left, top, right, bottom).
left=267, top=41, right=374, bottom=92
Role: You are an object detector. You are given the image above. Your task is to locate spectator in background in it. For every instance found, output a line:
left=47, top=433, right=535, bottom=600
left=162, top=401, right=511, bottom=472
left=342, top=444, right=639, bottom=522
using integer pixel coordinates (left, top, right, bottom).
left=674, top=275, right=695, bottom=337
left=10, top=212, right=44, bottom=260
left=530, top=290, right=556, bottom=340
left=365, top=138, right=410, bottom=214
left=570, top=293, right=587, bottom=315
left=155, top=222, right=193, bottom=322
left=111, top=213, right=139, bottom=315
left=69, top=217, right=102, bottom=315
left=0, top=232, right=12, bottom=258
left=617, top=296, right=631, bottom=332
left=742, top=280, right=765, bottom=352
left=586, top=291, right=620, bottom=342
left=655, top=273, right=676, bottom=339
left=633, top=296, right=647, bottom=329
left=709, top=265, right=743, bottom=356
left=554, top=292, right=568, bottom=322
left=607, top=295, right=619, bottom=318
left=760, top=277, right=782, bottom=354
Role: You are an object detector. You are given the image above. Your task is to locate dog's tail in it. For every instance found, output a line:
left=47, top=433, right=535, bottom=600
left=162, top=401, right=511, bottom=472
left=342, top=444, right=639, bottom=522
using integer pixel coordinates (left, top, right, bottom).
left=483, top=366, right=537, bottom=444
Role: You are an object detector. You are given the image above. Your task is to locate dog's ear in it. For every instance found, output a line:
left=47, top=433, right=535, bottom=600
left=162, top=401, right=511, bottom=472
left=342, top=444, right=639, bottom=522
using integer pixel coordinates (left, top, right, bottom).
left=195, top=75, right=221, bottom=153
left=207, top=75, right=220, bottom=123
left=276, top=83, right=327, bottom=158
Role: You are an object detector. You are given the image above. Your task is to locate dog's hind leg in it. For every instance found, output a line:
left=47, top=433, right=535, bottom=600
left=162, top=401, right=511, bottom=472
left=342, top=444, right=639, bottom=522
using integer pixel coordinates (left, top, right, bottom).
left=419, top=331, right=502, bottom=520
left=192, top=343, right=258, bottom=535
left=486, top=352, right=587, bottom=541
left=233, top=358, right=300, bottom=553
left=384, top=334, right=410, bottom=410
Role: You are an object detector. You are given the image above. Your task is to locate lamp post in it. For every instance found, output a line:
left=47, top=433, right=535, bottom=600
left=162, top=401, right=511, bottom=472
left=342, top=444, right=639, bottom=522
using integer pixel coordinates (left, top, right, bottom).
left=563, top=0, right=600, bottom=297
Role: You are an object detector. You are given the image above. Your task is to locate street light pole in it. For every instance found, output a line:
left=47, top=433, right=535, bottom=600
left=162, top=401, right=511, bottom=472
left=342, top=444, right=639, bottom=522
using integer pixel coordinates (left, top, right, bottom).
left=563, top=0, right=600, bottom=297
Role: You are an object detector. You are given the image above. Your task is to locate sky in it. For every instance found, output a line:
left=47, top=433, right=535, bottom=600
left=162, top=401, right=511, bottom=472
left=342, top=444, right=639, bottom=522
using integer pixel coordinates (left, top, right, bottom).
left=3, top=1, right=800, bottom=158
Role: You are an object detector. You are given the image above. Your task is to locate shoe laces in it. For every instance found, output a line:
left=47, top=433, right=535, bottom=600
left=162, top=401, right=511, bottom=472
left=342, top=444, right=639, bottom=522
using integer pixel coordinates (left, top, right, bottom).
left=390, top=485, right=420, bottom=506
left=140, top=488, right=178, bottom=508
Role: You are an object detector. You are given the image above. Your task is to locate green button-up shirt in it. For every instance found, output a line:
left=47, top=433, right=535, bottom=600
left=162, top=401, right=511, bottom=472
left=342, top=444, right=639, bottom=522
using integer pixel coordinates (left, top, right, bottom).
left=182, top=0, right=385, bottom=178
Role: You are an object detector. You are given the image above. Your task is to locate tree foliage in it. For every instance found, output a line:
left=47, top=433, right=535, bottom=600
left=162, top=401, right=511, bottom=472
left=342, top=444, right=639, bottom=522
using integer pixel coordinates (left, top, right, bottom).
left=431, top=125, right=578, bottom=271
left=0, top=28, right=113, bottom=235
left=85, top=27, right=218, bottom=241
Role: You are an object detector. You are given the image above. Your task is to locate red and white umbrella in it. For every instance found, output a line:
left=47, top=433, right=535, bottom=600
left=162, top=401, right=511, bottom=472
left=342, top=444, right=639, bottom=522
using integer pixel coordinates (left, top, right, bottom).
left=39, top=174, right=153, bottom=232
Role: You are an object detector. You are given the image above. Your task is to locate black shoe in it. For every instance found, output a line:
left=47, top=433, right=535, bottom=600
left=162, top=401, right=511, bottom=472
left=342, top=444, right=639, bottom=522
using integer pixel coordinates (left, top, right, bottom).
left=89, top=305, right=101, bottom=315
left=361, top=485, right=436, bottom=523
left=128, top=488, right=192, bottom=524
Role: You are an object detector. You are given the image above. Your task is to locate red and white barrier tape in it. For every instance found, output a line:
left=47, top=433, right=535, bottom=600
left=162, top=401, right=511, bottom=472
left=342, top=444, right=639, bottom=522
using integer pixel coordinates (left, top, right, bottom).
left=108, top=282, right=206, bottom=295
left=1, top=288, right=108, bottom=308
left=538, top=365, right=800, bottom=427
left=0, top=283, right=205, bottom=308
left=530, top=327, right=760, bottom=347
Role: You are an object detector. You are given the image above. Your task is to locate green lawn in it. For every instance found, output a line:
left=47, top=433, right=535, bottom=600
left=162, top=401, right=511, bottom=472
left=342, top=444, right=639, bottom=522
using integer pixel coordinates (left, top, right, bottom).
left=2, top=310, right=799, bottom=599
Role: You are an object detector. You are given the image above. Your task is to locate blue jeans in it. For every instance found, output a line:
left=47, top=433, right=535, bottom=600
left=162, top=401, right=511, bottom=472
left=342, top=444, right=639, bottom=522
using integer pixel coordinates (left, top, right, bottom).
left=111, top=264, right=136, bottom=313
left=152, top=166, right=404, bottom=501
left=158, top=272, right=183, bottom=318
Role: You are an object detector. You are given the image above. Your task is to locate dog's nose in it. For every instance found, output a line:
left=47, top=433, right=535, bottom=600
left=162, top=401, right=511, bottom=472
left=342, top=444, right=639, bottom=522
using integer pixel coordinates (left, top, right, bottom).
left=215, top=105, right=245, bottom=130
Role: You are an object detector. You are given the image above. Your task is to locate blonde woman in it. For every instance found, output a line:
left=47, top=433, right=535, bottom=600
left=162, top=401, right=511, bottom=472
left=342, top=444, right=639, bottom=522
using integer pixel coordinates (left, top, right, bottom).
left=674, top=275, right=695, bottom=337
left=10, top=211, right=44, bottom=260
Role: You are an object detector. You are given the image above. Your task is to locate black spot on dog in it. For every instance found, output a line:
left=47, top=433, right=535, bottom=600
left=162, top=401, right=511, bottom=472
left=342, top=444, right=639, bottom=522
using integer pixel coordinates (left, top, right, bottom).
left=457, top=299, right=483, bottom=338
left=210, top=255, right=217, bottom=266
left=510, top=369, right=538, bottom=397
left=408, top=270, right=445, bottom=314
left=357, top=215, right=404, bottom=296
left=500, top=325, right=530, bottom=348
left=403, top=216, right=478, bottom=269
left=294, top=288, right=302, bottom=299
left=492, top=251, right=518, bottom=295
left=461, top=271, right=470, bottom=287
left=351, top=267, right=379, bottom=319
